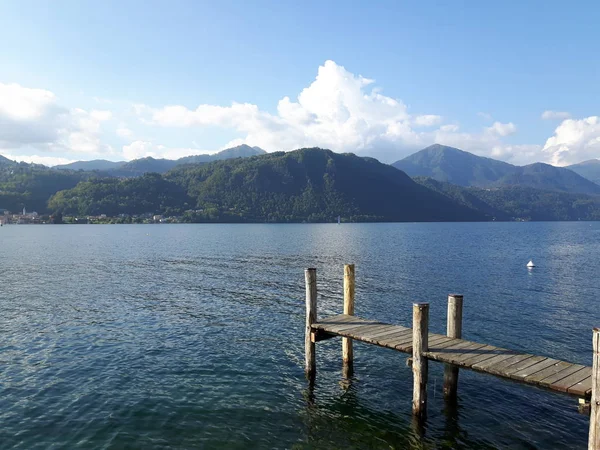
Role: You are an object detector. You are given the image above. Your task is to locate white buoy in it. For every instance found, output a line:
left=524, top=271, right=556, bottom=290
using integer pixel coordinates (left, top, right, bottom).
left=527, top=260, right=535, bottom=268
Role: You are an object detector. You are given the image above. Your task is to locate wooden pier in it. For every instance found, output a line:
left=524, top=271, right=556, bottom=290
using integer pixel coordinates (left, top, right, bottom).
left=304, top=266, right=600, bottom=449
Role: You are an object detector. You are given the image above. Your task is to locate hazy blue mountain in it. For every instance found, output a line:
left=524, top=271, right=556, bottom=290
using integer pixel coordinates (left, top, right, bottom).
left=394, top=144, right=600, bottom=195
left=54, top=144, right=268, bottom=177
left=0, top=154, right=17, bottom=167
left=54, top=160, right=124, bottom=171
left=177, top=144, right=266, bottom=165
left=415, top=177, right=600, bottom=221
left=107, top=157, right=180, bottom=177
left=393, top=144, right=515, bottom=187
left=495, top=162, right=600, bottom=195
left=567, top=159, right=600, bottom=185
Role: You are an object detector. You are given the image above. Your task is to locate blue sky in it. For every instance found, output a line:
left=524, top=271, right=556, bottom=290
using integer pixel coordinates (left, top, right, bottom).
left=0, top=0, right=598, bottom=166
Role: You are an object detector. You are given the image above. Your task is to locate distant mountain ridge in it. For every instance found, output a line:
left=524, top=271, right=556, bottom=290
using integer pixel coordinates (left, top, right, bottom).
left=414, top=177, right=600, bottom=221
left=394, top=144, right=600, bottom=195
left=49, top=148, right=486, bottom=222
left=567, top=159, right=600, bottom=185
left=53, top=144, right=266, bottom=176
left=0, top=154, right=17, bottom=167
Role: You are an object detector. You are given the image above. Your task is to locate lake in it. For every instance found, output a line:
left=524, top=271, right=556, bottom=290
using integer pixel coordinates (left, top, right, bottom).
left=1, top=222, right=599, bottom=449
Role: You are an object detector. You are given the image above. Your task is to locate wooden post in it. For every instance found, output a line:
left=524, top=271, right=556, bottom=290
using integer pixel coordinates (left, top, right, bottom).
left=589, top=328, right=600, bottom=450
left=305, top=268, right=317, bottom=379
left=412, top=302, right=429, bottom=418
left=444, top=294, right=463, bottom=400
left=342, top=264, right=355, bottom=369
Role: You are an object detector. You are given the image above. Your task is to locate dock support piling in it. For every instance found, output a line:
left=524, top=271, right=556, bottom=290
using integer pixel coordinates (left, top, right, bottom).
left=589, top=328, right=600, bottom=450
left=444, top=294, right=463, bottom=400
left=305, top=268, right=317, bottom=379
left=412, top=302, right=429, bottom=419
left=342, top=264, right=355, bottom=374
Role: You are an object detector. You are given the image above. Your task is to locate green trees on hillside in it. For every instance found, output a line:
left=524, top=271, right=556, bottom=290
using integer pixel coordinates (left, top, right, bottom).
left=48, top=173, right=191, bottom=216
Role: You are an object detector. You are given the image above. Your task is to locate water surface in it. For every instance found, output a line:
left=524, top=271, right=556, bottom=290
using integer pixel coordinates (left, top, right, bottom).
left=1, top=222, right=599, bottom=449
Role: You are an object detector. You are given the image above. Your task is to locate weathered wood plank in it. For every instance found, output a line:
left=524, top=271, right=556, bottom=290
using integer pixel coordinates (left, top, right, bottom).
left=469, top=349, right=515, bottom=368
left=338, top=324, right=393, bottom=338
left=538, top=363, right=587, bottom=387
left=484, top=354, right=535, bottom=376
left=311, top=313, right=593, bottom=400
left=318, top=320, right=384, bottom=335
left=312, top=314, right=362, bottom=327
left=462, top=346, right=514, bottom=368
left=568, top=375, right=592, bottom=397
left=425, top=340, right=484, bottom=363
left=548, top=367, right=591, bottom=393
left=510, top=358, right=563, bottom=381
left=428, top=335, right=462, bottom=350
left=524, top=360, right=574, bottom=384
left=371, top=329, right=412, bottom=345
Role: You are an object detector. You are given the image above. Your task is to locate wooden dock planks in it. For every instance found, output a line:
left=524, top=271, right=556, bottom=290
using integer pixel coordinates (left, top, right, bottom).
left=312, top=314, right=592, bottom=397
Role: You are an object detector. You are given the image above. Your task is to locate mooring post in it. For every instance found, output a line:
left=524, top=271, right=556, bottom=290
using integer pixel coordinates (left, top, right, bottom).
left=444, top=294, right=463, bottom=400
left=342, top=264, right=355, bottom=371
left=589, top=328, right=600, bottom=450
left=412, top=302, right=429, bottom=419
left=305, top=268, right=317, bottom=379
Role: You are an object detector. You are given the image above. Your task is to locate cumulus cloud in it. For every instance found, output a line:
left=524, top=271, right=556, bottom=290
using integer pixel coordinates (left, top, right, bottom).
left=136, top=60, right=538, bottom=163
left=116, top=123, right=134, bottom=138
left=414, top=115, right=442, bottom=127
left=541, top=110, right=571, bottom=120
left=2, top=153, right=75, bottom=166
left=542, top=116, right=600, bottom=166
left=0, top=82, right=113, bottom=156
left=2, top=63, right=597, bottom=167
left=485, top=121, right=517, bottom=137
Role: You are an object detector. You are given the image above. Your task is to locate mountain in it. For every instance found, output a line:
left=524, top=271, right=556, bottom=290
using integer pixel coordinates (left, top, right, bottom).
left=49, top=148, right=485, bottom=222
left=0, top=154, right=17, bottom=167
left=393, top=144, right=515, bottom=187
left=494, top=162, right=600, bottom=195
left=394, top=144, right=600, bottom=195
left=0, top=164, right=93, bottom=213
left=54, top=160, right=124, bottom=171
left=415, top=177, right=600, bottom=221
left=567, top=159, right=600, bottom=185
left=177, top=144, right=266, bottom=165
left=106, top=157, right=180, bottom=177
left=52, top=144, right=267, bottom=177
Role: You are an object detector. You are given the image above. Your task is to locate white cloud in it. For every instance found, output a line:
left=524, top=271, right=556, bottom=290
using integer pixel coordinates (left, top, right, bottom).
left=2, top=152, right=75, bottom=166
left=414, top=115, right=442, bottom=127
left=485, top=121, right=517, bottom=137
left=2, top=63, right=597, bottom=167
left=542, top=116, right=600, bottom=166
left=541, top=110, right=571, bottom=120
left=116, top=123, right=134, bottom=138
left=135, top=60, right=537, bottom=163
left=477, top=112, right=493, bottom=121
left=0, top=82, right=113, bottom=156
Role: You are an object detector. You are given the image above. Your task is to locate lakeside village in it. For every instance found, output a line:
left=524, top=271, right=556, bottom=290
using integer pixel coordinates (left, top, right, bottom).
left=0, top=208, right=184, bottom=225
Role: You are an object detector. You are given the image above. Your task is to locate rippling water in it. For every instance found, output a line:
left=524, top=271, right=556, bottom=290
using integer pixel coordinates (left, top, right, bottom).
left=1, top=222, right=599, bottom=449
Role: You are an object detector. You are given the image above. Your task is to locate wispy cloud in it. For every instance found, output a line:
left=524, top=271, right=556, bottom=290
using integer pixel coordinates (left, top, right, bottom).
left=541, top=110, right=571, bottom=120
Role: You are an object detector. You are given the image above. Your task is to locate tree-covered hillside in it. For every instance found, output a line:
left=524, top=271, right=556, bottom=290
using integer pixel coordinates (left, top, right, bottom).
left=415, top=177, right=600, bottom=221
left=48, top=173, right=191, bottom=216
left=0, top=164, right=91, bottom=213
left=164, top=148, right=484, bottom=222
left=48, top=148, right=484, bottom=222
